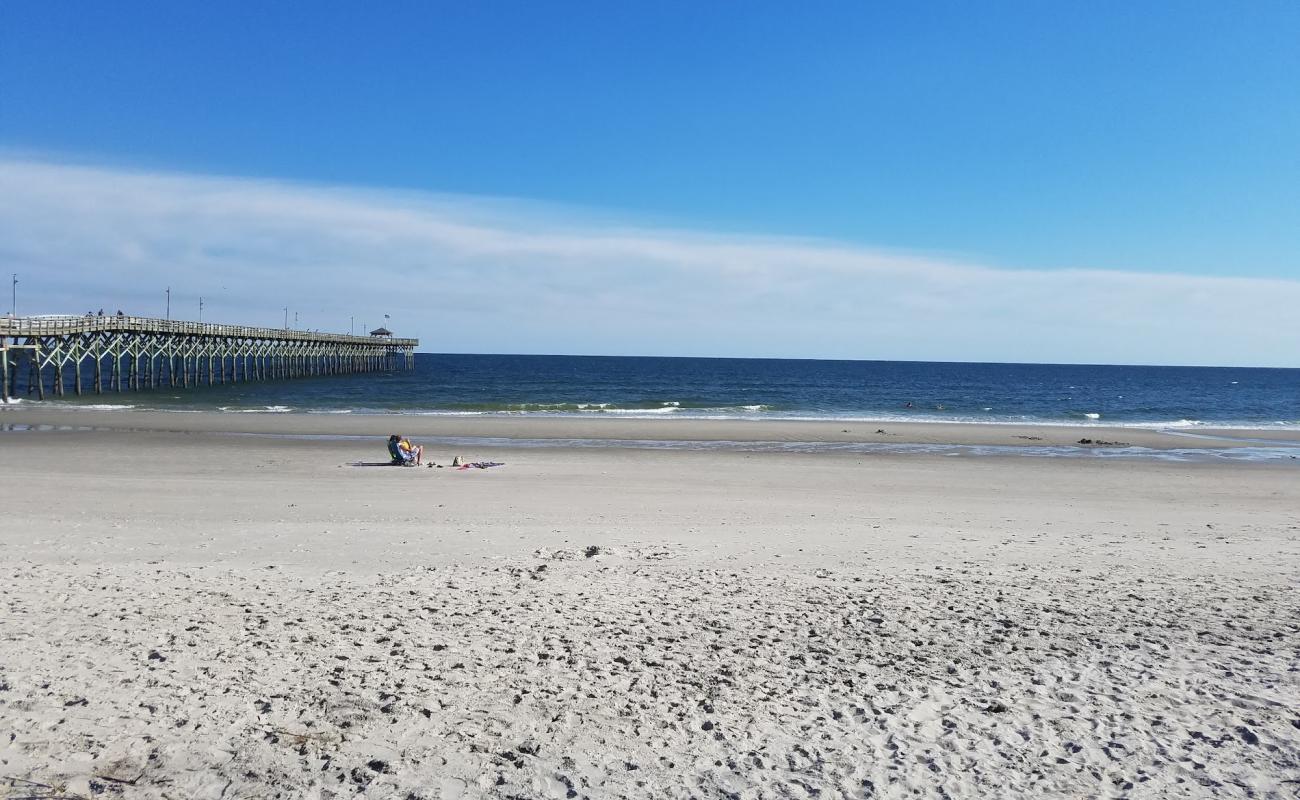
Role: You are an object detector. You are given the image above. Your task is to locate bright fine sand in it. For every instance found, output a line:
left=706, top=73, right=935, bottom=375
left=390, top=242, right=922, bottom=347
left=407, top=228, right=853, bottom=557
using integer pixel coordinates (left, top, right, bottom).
left=2, top=411, right=1299, bottom=799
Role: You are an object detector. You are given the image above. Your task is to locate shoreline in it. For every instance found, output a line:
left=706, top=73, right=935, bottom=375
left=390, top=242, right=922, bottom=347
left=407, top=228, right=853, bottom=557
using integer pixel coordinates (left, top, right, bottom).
left=5, top=406, right=1300, bottom=452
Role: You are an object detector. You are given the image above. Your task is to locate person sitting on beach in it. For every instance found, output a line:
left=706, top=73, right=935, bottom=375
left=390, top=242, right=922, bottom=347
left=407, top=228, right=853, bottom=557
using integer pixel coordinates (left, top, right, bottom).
left=387, top=434, right=415, bottom=466
left=399, top=436, right=424, bottom=466
left=388, top=434, right=423, bottom=466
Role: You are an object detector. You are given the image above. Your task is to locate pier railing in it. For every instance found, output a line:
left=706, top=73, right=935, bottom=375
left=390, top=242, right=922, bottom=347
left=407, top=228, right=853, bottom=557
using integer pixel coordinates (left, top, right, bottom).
left=0, top=315, right=417, bottom=346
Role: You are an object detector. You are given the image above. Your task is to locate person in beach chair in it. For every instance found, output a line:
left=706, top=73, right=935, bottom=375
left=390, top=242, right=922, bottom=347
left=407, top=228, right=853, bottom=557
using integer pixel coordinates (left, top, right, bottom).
left=387, top=434, right=423, bottom=466
left=400, top=436, right=423, bottom=466
left=388, top=434, right=415, bottom=466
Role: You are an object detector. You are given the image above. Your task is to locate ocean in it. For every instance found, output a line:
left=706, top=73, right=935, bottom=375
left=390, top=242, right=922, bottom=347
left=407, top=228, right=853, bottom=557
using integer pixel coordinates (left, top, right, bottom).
left=12, top=354, right=1300, bottom=429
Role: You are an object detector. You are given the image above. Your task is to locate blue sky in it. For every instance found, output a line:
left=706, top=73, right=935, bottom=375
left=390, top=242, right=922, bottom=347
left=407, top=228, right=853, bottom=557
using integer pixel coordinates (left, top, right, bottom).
left=2, top=2, right=1299, bottom=364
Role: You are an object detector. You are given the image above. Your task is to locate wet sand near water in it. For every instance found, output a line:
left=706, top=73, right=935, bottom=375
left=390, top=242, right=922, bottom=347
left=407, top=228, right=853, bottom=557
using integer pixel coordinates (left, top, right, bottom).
left=5, top=406, right=1300, bottom=450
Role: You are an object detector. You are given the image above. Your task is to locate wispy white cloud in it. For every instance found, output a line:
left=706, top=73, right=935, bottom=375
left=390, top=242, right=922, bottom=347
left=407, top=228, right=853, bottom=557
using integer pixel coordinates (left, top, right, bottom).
left=1, top=156, right=1296, bottom=366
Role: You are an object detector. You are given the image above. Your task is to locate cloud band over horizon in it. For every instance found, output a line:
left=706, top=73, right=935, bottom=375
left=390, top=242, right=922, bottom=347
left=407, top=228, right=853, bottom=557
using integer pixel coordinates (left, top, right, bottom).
left=2, top=157, right=1297, bottom=367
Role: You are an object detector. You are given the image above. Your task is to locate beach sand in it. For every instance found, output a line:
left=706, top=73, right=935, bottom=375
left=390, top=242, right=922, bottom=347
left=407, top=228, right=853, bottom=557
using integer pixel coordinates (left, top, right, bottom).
left=1, top=411, right=1298, bottom=798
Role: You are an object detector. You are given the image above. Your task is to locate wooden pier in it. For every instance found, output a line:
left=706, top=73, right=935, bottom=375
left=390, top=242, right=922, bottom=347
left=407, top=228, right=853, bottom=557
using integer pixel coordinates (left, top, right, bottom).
left=0, top=315, right=417, bottom=402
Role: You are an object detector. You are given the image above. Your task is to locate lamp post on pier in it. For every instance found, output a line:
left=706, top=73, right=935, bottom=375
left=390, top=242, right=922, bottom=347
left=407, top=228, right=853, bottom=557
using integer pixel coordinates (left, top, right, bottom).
left=9, top=273, right=16, bottom=317
left=166, top=287, right=171, bottom=320
left=199, top=296, right=204, bottom=322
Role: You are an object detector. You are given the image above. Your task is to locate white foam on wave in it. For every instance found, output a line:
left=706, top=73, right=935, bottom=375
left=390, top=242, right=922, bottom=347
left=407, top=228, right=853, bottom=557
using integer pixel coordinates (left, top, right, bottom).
left=1084, top=413, right=1101, bottom=420
left=218, top=405, right=294, bottom=413
left=89, top=402, right=1290, bottom=432
left=1164, top=420, right=1300, bottom=431
left=9, top=400, right=136, bottom=411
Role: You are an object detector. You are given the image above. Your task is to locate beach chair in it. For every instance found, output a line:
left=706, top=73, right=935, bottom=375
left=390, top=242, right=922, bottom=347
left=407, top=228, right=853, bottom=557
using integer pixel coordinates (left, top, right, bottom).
left=387, top=439, right=413, bottom=466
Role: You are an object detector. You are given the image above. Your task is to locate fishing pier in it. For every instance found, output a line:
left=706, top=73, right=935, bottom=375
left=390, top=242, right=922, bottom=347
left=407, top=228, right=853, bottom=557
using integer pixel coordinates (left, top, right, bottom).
left=0, top=315, right=418, bottom=402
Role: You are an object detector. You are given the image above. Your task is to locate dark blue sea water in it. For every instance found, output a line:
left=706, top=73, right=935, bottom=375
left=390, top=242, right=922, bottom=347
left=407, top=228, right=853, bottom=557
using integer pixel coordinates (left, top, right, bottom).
left=17, top=354, right=1300, bottom=429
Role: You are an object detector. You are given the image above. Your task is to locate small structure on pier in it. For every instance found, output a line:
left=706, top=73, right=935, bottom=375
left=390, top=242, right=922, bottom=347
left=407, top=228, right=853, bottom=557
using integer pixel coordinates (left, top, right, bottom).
left=0, top=315, right=418, bottom=401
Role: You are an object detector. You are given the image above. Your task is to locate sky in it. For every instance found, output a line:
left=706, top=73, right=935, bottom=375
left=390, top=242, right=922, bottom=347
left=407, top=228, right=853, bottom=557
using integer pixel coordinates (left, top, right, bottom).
left=1, top=2, right=1298, bottom=365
